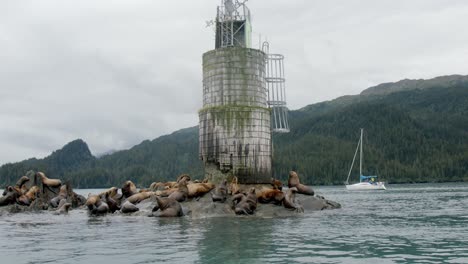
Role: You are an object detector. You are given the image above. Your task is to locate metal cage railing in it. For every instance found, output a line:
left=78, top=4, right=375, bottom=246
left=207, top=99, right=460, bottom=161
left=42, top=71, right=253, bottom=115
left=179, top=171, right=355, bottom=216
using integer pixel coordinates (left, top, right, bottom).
left=263, top=42, right=290, bottom=133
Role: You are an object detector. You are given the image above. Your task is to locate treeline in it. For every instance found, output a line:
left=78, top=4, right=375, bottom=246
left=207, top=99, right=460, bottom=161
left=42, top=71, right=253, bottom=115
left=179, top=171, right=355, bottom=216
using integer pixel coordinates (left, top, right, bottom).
left=272, top=85, right=468, bottom=185
left=0, top=83, right=467, bottom=188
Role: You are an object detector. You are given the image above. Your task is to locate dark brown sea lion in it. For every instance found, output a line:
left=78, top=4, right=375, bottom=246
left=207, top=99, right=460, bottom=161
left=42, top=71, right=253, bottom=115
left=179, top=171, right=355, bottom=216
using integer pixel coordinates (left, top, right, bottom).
left=229, top=176, right=240, bottom=195
left=122, top=181, right=137, bottom=198
left=271, top=178, right=283, bottom=191
left=211, top=179, right=228, bottom=203
left=101, top=192, right=120, bottom=213
left=37, top=172, right=62, bottom=188
left=152, top=197, right=183, bottom=217
left=232, top=187, right=257, bottom=215
left=187, top=182, right=215, bottom=198
left=283, top=187, right=304, bottom=212
left=168, top=178, right=189, bottom=202
left=288, top=171, right=314, bottom=196
left=121, top=200, right=139, bottom=213
left=257, top=188, right=285, bottom=205
left=0, top=186, right=19, bottom=206
left=49, top=185, right=68, bottom=208
left=17, top=186, right=39, bottom=206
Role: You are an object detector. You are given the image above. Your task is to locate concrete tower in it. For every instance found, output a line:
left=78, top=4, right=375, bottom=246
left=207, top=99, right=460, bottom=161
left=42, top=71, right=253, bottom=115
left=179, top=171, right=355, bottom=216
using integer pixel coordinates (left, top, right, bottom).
left=199, top=0, right=289, bottom=184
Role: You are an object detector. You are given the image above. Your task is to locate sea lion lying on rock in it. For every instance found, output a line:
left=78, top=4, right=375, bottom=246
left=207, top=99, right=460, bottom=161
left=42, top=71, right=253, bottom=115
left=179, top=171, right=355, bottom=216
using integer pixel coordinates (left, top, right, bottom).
left=49, top=185, right=68, bottom=208
left=0, top=186, right=19, bottom=206
left=151, top=197, right=183, bottom=217
left=288, top=171, right=314, bottom=196
left=271, top=178, right=283, bottom=191
left=149, top=182, right=166, bottom=192
left=37, top=172, right=62, bottom=188
left=257, top=188, right=285, bottom=205
left=126, top=191, right=156, bottom=204
left=99, top=187, right=120, bottom=200
left=283, top=187, right=304, bottom=213
left=122, top=181, right=137, bottom=199
left=18, top=186, right=39, bottom=206
left=232, top=188, right=258, bottom=215
left=121, top=201, right=139, bottom=214
left=85, top=194, right=109, bottom=215
left=211, top=180, right=228, bottom=203
left=187, top=182, right=215, bottom=198
left=168, top=178, right=189, bottom=202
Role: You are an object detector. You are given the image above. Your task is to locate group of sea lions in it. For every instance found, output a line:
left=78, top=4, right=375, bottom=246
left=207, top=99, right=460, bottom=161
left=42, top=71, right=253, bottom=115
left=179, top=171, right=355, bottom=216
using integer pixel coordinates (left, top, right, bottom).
left=0, top=171, right=86, bottom=214
left=227, top=171, right=312, bottom=215
left=1, top=170, right=320, bottom=217
left=83, top=174, right=214, bottom=217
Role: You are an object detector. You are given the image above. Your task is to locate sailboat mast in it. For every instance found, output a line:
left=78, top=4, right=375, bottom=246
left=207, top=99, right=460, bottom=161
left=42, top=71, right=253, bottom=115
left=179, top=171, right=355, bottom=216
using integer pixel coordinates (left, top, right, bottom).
left=360, top=128, right=363, bottom=176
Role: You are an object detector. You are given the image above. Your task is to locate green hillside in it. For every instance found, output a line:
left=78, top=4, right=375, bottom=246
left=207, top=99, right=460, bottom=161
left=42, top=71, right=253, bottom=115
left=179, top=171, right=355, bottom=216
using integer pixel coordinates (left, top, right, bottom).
left=1, top=75, right=467, bottom=187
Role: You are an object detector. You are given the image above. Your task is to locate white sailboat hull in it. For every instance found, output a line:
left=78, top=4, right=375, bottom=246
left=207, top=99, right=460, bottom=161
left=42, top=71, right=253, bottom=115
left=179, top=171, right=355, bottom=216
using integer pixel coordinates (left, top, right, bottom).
left=346, top=182, right=386, bottom=191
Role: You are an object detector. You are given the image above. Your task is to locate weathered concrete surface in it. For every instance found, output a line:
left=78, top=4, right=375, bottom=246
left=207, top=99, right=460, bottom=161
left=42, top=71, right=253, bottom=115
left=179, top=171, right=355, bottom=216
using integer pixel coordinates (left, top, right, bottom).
left=199, top=47, right=272, bottom=184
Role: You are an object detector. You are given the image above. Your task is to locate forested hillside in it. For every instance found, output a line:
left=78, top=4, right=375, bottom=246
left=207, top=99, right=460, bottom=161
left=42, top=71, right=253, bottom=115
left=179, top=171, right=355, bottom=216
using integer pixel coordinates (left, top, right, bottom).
left=1, top=75, right=467, bottom=187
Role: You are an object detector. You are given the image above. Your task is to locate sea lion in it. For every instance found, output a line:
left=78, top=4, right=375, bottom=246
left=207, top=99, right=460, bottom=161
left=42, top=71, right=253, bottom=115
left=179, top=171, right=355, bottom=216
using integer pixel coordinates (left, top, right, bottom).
left=257, top=188, right=285, bottom=205
left=168, top=178, right=189, bottom=202
left=126, top=191, right=155, bottom=204
left=149, top=182, right=166, bottom=192
left=122, top=181, right=137, bottom=198
left=121, top=200, right=139, bottom=214
left=17, top=186, right=39, bottom=206
left=283, top=187, right=304, bottom=213
left=85, top=194, right=100, bottom=210
left=101, top=192, right=120, bottom=213
left=85, top=194, right=109, bottom=215
left=229, top=176, right=240, bottom=195
left=0, top=186, right=19, bottom=206
left=54, top=199, right=71, bottom=215
left=37, top=172, right=62, bottom=188
left=15, top=176, right=30, bottom=194
left=232, top=187, right=258, bottom=215
left=99, top=187, right=119, bottom=199
left=288, top=171, right=314, bottom=196
left=187, top=182, right=215, bottom=198
left=152, top=197, right=183, bottom=217
left=49, top=185, right=68, bottom=208
left=163, top=181, right=178, bottom=189
left=155, top=187, right=178, bottom=197
left=176, top=174, right=191, bottom=183
left=271, top=178, right=283, bottom=191
left=211, top=179, right=228, bottom=203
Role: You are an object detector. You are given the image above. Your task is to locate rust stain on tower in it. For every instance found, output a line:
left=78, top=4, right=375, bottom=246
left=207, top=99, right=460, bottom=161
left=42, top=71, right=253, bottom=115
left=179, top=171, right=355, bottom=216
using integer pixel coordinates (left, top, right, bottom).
left=199, top=0, right=289, bottom=184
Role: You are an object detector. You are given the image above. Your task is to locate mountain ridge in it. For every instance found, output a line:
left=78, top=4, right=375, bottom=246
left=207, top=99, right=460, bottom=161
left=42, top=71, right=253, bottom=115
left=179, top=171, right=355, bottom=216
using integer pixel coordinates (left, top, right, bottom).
left=1, top=74, right=467, bottom=187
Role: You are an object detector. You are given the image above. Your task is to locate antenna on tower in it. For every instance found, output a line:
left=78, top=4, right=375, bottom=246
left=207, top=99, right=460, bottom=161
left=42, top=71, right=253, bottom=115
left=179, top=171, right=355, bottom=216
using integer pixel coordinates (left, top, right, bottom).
left=215, top=0, right=252, bottom=48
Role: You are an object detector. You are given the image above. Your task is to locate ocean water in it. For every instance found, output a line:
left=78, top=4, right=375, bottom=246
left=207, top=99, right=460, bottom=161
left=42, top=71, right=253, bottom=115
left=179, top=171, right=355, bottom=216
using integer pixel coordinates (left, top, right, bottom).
left=1, top=183, right=468, bottom=264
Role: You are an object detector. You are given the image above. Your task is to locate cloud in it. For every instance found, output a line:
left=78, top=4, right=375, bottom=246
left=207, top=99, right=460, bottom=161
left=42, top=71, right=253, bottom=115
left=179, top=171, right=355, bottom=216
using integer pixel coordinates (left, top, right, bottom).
left=0, top=0, right=467, bottom=164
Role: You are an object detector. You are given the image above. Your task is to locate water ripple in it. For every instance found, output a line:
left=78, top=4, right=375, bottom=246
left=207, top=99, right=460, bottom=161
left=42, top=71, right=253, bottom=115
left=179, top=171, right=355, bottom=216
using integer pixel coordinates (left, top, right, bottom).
left=1, top=183, right=468, bottom=263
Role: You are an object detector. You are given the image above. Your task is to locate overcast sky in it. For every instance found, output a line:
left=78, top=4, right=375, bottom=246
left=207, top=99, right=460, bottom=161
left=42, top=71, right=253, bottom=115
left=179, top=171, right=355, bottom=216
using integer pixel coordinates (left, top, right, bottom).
left=1, top=0, right=467, bottom=165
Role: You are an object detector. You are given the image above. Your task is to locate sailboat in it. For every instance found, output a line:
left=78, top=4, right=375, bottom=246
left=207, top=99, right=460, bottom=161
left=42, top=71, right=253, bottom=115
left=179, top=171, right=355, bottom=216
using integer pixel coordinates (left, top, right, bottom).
left=345, top=128, right=386, bottom=191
